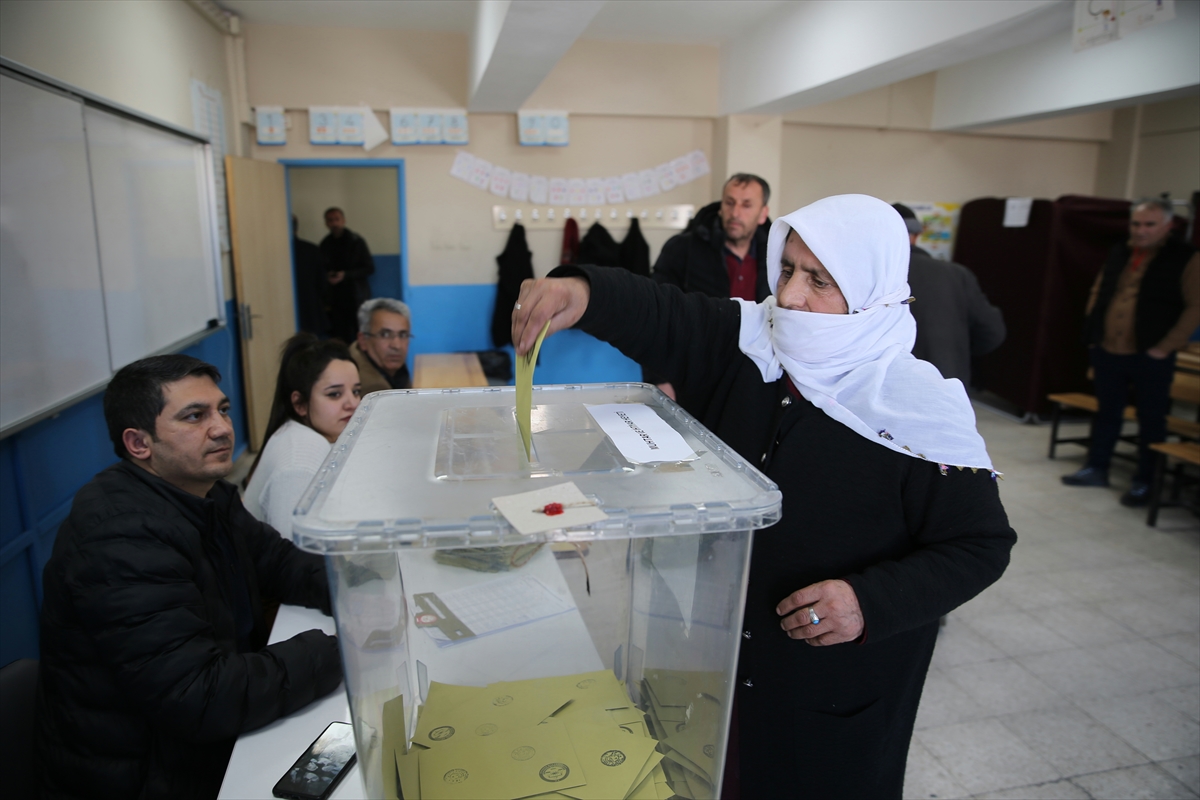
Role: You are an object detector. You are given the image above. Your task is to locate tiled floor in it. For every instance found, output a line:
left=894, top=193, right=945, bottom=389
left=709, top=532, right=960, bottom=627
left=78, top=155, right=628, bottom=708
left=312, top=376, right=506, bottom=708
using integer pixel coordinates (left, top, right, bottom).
left=903, top=405, right=1200, bottom=800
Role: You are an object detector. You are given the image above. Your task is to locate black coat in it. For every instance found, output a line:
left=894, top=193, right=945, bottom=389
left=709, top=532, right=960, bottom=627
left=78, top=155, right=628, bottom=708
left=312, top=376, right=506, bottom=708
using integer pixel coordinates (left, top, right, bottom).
left=619, top=218, right=651, bottom=278
left=651, top=201, right=771, bottom=302
left=906, top=246, right=1006, bottom=385
left=293, top=236, right=330, bottom=335
left=36, top=461, right=343, bottom=800
left=555, top=265, right=1016, bottom=797
left=492, top=223, right=534, bottom=347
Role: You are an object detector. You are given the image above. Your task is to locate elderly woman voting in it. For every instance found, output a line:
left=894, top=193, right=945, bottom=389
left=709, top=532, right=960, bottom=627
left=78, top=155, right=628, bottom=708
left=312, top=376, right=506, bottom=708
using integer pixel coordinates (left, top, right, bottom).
left=512, top=194, right=1016, bottom=798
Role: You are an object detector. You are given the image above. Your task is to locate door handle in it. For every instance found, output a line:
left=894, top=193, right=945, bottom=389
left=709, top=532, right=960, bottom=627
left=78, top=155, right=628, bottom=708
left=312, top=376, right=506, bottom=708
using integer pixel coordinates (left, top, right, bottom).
left=239, top=302, right=263, bottom=340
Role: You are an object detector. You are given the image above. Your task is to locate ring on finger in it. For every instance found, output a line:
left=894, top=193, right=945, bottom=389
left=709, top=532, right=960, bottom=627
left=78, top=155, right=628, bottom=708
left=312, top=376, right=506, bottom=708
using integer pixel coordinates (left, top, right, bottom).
left=515, top=302, right=522, bottom=310
left=807, top=607, right=820, bottom=625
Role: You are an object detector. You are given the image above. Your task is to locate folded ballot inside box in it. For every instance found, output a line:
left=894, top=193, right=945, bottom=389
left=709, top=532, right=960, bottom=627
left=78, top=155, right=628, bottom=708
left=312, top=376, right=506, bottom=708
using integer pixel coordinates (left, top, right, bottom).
left=291, top=384, right=780, bottom=799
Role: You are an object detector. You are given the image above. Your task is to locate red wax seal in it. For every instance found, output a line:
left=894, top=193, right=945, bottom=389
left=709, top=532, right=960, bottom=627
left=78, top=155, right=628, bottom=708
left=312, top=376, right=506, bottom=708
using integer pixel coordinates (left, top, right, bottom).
left=543, top=502, right=564, bottom=516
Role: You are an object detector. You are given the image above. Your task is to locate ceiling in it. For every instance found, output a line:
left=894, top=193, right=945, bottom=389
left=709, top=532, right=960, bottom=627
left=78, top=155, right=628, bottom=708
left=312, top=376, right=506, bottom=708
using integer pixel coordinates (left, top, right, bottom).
left=220, top=0, right=791, bottom=44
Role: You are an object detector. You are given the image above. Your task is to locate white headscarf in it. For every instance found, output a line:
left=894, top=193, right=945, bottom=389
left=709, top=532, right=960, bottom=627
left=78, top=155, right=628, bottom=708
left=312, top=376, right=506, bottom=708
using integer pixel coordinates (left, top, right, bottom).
left=734, top=194, right=995, bottom=472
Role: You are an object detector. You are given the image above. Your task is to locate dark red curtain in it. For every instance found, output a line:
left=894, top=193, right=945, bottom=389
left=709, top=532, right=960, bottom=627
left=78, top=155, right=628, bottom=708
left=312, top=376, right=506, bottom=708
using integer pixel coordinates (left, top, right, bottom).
left=952, top=196, right=1132, bottom=416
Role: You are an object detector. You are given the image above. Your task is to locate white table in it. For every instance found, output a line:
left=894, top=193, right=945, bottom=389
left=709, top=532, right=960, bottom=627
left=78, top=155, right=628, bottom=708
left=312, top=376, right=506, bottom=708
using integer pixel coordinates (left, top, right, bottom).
left=218, top=604, right=364, bottom=799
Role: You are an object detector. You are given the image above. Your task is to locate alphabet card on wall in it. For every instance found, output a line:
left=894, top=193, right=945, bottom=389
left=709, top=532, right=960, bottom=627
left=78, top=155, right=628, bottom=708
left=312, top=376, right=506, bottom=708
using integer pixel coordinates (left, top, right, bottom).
left=518, top=110, right=569, bottom=146
left=309, top=107, right=339, bottom=144
left=337, top=108, right=365, bottom=145
left=443, top=111, right=469, bottom=145
left=417, top=111, right=443, bottom=144
left=390, top=109, right=420, bottom=144
left=255, top=106, right=286, bottom=146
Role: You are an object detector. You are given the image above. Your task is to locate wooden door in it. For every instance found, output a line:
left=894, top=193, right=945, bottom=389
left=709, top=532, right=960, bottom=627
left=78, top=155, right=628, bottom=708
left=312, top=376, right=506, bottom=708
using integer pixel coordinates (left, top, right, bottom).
left=225, top=155, right=295, bottom=451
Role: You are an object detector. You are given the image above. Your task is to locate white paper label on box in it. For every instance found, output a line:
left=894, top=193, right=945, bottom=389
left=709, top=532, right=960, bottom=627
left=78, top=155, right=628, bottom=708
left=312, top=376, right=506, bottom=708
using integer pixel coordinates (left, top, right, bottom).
left=492, top=481, right=608, bottom=536
left=585, top=404, right=696, bottom=464
left=1003, top=197, right=1033, bottom=228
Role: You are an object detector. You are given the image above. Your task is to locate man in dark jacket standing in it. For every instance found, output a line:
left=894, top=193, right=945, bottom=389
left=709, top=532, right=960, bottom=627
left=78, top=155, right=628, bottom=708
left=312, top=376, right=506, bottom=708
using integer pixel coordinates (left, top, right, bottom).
left=892, top=203, right=1006, bottom=385
left=650, top=173, right=771, bottom=396
left=1062, top=198, right=1199, bottom=505
left=321, top=207, right=375, bottom=343
left=35, top=355, right=343, bottom=800
left=653, top=173, right=772, bottom=303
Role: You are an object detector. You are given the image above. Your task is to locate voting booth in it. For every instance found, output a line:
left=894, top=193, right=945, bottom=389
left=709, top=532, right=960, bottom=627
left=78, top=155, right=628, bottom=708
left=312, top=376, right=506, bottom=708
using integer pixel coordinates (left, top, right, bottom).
left=293, top=384, right=781, bottom=800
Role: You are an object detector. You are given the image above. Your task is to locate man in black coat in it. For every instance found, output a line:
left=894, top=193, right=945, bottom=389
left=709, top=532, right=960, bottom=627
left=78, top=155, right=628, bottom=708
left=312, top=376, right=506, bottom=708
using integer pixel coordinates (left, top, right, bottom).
left=649, top=173, right=771, bottom=396
left=35, top=355, right=343, bottom=800
left=892, top=203, right=1005, bottom=385
left=321, top=207, right=376, bottom=343
left=1062, top=198, right=1199, bottom=505
left=292, top=215, right=330, bottom=335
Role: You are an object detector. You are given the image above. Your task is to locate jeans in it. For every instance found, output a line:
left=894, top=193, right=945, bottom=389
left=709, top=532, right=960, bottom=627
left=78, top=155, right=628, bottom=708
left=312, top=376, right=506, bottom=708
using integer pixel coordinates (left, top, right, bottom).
left=1086, top=347, right=1177, bottom=483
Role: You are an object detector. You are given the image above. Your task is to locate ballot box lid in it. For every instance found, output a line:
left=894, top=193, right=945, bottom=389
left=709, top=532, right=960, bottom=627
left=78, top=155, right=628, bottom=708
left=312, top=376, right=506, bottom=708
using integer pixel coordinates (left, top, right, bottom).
left=292, top=383, right=781, bottom=554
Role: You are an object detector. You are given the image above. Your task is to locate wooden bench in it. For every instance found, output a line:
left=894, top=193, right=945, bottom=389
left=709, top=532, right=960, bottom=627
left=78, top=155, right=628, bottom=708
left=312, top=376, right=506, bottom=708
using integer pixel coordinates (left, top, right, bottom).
left=1046, top=357, right=1200, bottom=459
left=1146, top=441, right=1200, bottom=526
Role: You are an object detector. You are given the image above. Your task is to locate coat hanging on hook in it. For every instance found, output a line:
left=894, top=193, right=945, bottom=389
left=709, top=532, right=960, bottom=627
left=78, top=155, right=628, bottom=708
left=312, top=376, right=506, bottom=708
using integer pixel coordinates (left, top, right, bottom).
left=491, top=222, right=533, bottom=347
left=620, top=217, right=651, bottom=277
left=578, top=222, right=620, bottom=268
left=561, top=218, right=580, bottom=265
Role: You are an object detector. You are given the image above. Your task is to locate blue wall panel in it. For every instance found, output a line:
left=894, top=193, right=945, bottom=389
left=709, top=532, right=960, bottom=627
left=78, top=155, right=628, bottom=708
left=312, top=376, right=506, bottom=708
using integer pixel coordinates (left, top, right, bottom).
left=405, top=283, right=642, bottom=385
left=533, top=329, right=642, bottom=385
left=0, top=299, right=247, bottom=667
left=368, top=254, right=403, bottom=303
left=407, top=283, right=498, bottom=355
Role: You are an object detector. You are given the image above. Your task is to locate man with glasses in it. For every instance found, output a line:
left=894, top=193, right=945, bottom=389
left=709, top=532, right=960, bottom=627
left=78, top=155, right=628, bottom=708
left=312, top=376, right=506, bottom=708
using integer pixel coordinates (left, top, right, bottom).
left=351, top=298, right=413, bottom=394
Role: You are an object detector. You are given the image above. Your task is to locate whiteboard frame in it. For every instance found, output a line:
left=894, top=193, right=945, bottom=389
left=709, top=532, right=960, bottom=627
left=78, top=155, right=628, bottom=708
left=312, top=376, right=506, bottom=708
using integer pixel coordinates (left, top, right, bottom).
left=0, top=57, right=227, bottom=439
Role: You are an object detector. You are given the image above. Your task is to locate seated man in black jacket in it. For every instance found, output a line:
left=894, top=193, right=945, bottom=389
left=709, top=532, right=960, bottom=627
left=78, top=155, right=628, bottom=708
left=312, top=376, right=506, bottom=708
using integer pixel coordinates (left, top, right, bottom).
left=35, top=355, right=343, bottom=800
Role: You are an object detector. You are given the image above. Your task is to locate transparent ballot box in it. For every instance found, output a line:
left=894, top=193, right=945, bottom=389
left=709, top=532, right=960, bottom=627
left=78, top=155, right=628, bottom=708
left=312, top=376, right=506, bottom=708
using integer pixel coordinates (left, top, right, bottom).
left=293, top=384, right=781, bottom=800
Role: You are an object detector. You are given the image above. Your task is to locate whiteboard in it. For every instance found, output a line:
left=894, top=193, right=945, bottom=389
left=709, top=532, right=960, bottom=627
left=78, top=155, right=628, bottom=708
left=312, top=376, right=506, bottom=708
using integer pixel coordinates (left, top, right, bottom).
left=0, top=61, right=224, bottom=437
left=0, top=73, right=112, bottom=431
left=86, top=107, right=222, bottom=369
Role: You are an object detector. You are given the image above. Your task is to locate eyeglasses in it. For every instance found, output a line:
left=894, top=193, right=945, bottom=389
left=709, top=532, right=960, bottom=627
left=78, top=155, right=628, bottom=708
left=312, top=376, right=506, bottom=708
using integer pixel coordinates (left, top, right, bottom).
left=363, top=329, right=413, bottom=341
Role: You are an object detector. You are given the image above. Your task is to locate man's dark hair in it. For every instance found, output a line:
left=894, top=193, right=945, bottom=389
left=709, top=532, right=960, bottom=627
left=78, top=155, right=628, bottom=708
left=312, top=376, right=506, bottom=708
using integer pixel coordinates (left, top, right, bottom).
left=724, top=173, right=771, bottom=206
left=104, top=355, right=222, bottom=459
left=324, top=207, right=344, bottom=218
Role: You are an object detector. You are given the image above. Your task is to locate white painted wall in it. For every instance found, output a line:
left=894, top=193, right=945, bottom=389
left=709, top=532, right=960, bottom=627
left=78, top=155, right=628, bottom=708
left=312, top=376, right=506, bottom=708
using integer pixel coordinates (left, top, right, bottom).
left=932, top=0, right=1200, bottom=129
left=288, top=168, right=400, bottom=254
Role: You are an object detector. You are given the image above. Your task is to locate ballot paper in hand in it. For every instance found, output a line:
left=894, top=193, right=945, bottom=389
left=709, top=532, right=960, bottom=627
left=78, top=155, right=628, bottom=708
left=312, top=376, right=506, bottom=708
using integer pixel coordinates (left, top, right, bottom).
left=584, top=404, right=696, bottom=464
left=516, top=320, right=551, bottom=461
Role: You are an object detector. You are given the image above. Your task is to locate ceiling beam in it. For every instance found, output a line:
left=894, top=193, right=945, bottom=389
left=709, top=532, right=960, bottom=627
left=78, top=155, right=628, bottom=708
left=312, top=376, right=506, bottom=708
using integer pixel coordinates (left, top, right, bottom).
left=468, top=0, right=605, bottom=112
left=932, top=0, right=1200, bottom=130
left=719, top=0, right=1069, bottom=116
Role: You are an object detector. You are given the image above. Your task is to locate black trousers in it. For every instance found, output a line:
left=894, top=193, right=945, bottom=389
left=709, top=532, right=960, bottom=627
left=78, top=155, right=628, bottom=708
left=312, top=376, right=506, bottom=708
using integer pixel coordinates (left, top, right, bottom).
left=1087, top=347, right=1176, bottom=482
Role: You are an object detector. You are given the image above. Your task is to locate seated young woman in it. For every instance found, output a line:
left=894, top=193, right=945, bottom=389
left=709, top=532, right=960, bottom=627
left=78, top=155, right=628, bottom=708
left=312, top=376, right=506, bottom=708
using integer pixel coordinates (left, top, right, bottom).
left=244, top=333, right=362, bottom=538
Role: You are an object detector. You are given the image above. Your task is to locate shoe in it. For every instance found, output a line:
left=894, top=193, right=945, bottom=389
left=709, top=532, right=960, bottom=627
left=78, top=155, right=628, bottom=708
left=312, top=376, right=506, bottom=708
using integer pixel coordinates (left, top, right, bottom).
left=1061, top=467, right=1109, bottom=487
left=1120, top=482, right=1151, bottom=507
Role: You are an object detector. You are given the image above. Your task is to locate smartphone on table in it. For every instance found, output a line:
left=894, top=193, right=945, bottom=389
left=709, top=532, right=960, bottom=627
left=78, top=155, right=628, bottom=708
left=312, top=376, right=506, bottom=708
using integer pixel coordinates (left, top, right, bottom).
left=272, top=721, right=358, bottom=800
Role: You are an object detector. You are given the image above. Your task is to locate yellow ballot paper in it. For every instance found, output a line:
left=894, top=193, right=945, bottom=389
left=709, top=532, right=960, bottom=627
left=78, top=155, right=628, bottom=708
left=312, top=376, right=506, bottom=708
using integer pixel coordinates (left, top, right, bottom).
left=516, top=320, right=551, bottom=461
left=558, top=721, right=661, bottom=800
left=415, top=685, right=569, bottom=749
left=418, top=717, right=585, bottom=800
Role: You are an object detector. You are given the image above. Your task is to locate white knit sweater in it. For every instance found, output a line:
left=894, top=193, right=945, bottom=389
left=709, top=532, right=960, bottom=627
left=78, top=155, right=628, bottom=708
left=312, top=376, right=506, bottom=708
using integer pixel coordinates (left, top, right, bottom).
left=243, top=419, right=331, bottom=540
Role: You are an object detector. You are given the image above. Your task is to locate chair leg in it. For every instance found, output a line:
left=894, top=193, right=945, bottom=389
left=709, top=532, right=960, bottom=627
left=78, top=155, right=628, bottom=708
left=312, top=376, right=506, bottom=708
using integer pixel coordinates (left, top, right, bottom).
left=1147, top=452, right=1167, bottom=527
left=1048, top=403, right=1063, bottom=459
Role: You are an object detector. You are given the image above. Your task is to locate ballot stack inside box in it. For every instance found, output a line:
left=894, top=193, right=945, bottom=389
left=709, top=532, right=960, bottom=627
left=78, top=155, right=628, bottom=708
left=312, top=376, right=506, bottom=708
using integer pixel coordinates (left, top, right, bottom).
left=292, top=385, right=781, bottom=799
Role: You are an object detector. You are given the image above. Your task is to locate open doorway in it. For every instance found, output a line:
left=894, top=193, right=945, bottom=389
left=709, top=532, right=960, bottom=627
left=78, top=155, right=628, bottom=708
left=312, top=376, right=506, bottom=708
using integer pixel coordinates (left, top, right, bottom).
left=283, top=159, right=408, bottom=335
